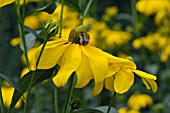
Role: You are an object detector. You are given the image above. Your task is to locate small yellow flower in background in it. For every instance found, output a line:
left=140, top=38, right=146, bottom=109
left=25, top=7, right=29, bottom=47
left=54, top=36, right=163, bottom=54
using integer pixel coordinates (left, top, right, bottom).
left=127, top=94, right=153, bottom=110
left=102, top=6, right=118, bottom=21
left=136, top=0, right=169, bottom=16
left=1, top=81, right=22, bottom=108
left=0, top=0, right=39, bottom=8
left=10, top=37, right=21, bottom=46
left=118, top=107, right=140, bottom=113
left=29, top=25, right=110, bottom=96
left=103, top=53, right=157, bottom=94
left=118, top=93, right=153, bottom=113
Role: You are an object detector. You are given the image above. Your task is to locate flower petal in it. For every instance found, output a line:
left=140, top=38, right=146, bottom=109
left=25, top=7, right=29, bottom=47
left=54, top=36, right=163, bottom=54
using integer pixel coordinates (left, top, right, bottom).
left=142, top=78, right=158, bottom=93
left=82, top=45, right=108, bottom=84
left=106, top=65, right=120, bottom=78
left=102, top=52, right=136, bottom=69
left=0, top=0, right=15, bottom=8
left=53, top=44, right=81, bottom=87
left=132, top=70, right=157, bottom=80
left=114, top=68, right=134, bottom=94
left=75, top=51, right=93, bottom=88
left=105, top=76, right=115, bottom=92
left=30, top=39, right=69, bottom=70
left=92, top=82, right=103, bottom=96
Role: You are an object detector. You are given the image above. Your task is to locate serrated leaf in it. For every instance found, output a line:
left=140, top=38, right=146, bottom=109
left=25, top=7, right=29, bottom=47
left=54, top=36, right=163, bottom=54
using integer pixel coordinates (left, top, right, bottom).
left=64, top=0, right=81, bottom=13
left=29, top=2, right=59, bottom=14
left=8, top=68, right=55, bottom=112
left=0, top=73, right=22, bottom=94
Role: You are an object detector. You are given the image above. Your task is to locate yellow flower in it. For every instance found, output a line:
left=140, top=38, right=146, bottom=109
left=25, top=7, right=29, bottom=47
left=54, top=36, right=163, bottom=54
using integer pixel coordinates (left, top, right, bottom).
left=29, top=25, right=109, bottom=96
left=118, top=107, right=140, bottom=113
left=10, top=37, right=21, bottom=46
left=1, top=81, right=22, bottom=108
left=0, top=0, right=39, bottom=8
left=127, top=94, right=153, bottom=110
left=103, top=53, right=157, bottom=94
left=136, top=0, right=169, bottom=16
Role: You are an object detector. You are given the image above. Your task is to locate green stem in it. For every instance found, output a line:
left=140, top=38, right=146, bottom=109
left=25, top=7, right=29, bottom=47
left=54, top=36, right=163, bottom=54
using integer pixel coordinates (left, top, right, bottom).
left=24, top=36, right=49, bottom=113
left=54, top=87, right=59, bottom=113
left=131, top=0, right=137, bottom=34
left=62, top=73, right=75, bottom=113
left=15, top=0, right=29, bottom=67
left=0, top=79, right=4, bottom=113
left=106, top=92, right=117, bottom=113
left=34, top=86, right=42, bottom=113
left=79, top=0, right=93, bottom=25
left=59, top=0, right=65, bottom=38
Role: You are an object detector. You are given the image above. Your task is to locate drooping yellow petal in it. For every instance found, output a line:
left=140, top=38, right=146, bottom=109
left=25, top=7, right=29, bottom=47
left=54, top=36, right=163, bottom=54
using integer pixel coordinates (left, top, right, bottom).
left=142, top=78, right=158, bottom=93
left=142, top=78, right=150, bottom=90
left=75, top=51, right=93, bottom=88
left=30, top=39, right=69, bottom=70
left=114, top=68, right=134, bottom=94
left=106, top=65, right=120, bottom=78
left=102, top=52, right=136, bottom=69
left=105, top=76, right=115, bottom=92
left=82, top=45, right=108, bottom=84
left=92, top=82, right=103, bottom=96
left=53, top=44, right=81, bottom=87
left=0, top=0, right=15, bottom=8
left=132, top=69, right=157, bottom=80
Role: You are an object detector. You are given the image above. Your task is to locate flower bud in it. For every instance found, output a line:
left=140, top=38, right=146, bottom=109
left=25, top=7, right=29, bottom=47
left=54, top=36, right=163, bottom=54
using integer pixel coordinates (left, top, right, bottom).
left=126, top=56, right=134, bottom=61
left=44, top=19, right=59, bottom=36
left=70, top=97, right=82, bottom=110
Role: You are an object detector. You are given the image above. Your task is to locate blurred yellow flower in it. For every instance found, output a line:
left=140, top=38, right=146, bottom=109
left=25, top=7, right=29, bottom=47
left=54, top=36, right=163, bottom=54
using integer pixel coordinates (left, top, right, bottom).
left=118, top=107, right=140, bottom=113
left=103, top=54, right=157, bottom=94
left=102, top=6, right=118, bottom=21
left=29, top=25, right=111, bottom=96
left=136, top=0, right=169, bottom=16
left=1, top=81, right=22, bottom=108
left=10, top=37, right=21, bottom=46
left=0, top=0, right=39, bottom=8
left=127, top=94, right=153, bottom=110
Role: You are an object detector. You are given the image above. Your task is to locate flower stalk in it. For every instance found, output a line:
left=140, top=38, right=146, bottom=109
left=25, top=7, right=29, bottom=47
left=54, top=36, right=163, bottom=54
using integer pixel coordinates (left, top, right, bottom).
left=79, top=0, right=93, bottom=25
left=106, top=92, right=117, bottom=113
left=62, top=72, right=75, bottom=113
left=59, top=0, right=65, bottom=38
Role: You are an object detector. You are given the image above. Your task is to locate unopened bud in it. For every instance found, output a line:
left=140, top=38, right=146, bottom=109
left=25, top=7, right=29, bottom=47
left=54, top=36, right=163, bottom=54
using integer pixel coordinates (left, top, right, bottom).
left=126, top=56, right=133, bottom=61
left=44, top=19, right=59, bottom=36
left=70, top=97, right=82, bottom=110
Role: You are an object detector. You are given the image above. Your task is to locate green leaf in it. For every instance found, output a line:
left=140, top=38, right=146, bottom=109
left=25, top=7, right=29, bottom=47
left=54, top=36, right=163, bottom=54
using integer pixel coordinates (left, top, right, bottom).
left=94, top=106, right=118, bottom=113
left=64, top=0, right=81, bottom=13
left=28, top=2, right=59, bottom=15
left=0, top=73, right=22, bottom=94
left=8, top=68, right=55, bottom=112
left=73, top=106, right=118, bottom=113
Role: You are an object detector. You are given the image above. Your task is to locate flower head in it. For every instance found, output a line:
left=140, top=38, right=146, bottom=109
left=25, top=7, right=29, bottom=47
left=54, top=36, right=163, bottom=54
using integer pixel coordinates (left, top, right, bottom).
left=30, top=25, right=109, bottom=96
left=103, top=53, right=158, bottom=94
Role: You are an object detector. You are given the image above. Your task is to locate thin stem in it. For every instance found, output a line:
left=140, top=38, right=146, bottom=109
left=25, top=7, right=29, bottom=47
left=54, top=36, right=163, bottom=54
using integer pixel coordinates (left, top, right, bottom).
left=24, top=36, right=49, bottom=113
left=34, top=86, right=42, bottom=113
left=106, top=92, right=117, bottom=113
left=79, top=0, right=93, bottom=25
left=131, top=0, right=137, bottom=34
left=59, top=0, right=65, bottom=38
left=0, top=79, right=4, bottom=113
left=62, top=73, right=75, bottom=113
left=54, top=87, right=59, bottom=113
left=15, top=0, right=29, bottom=67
